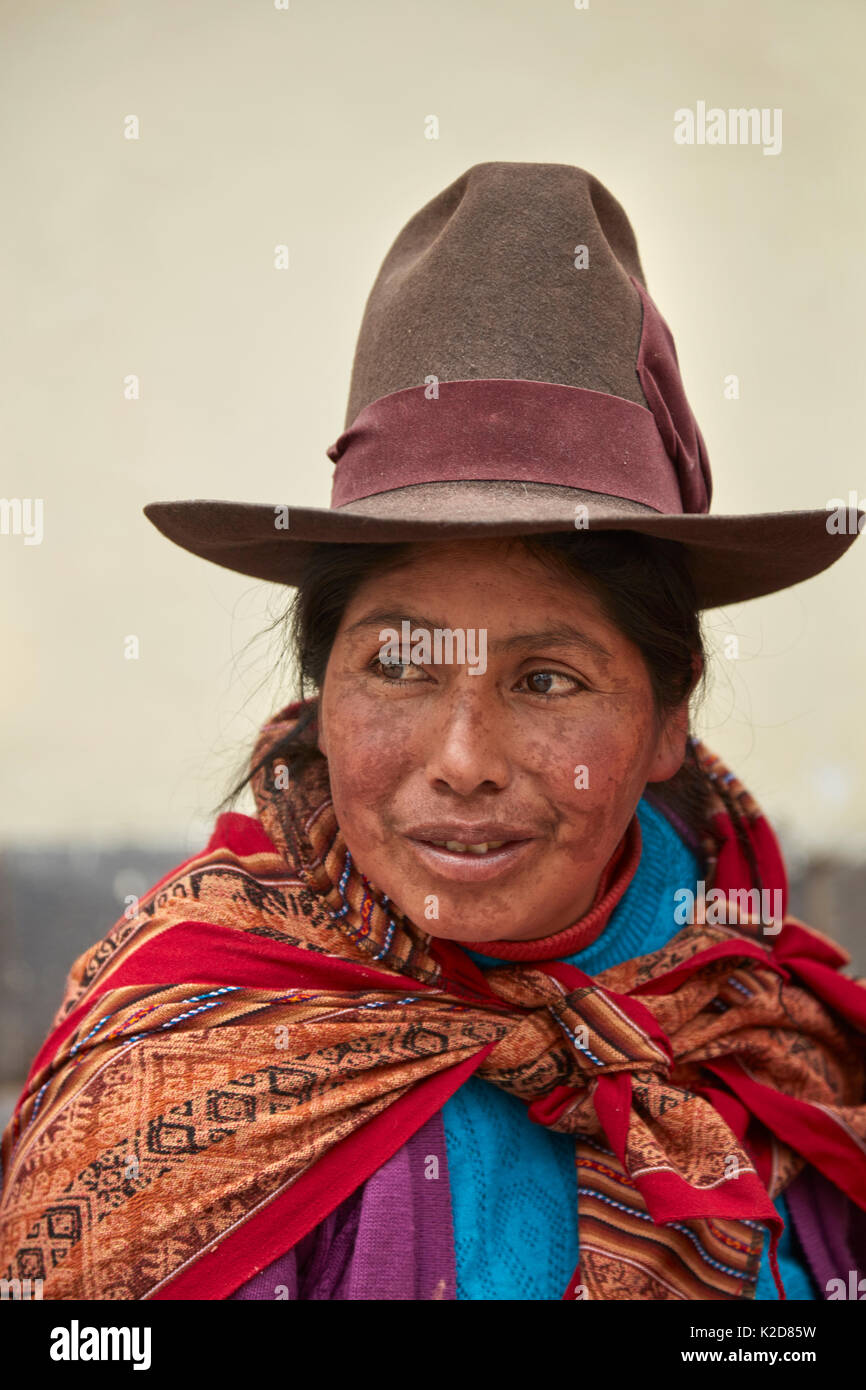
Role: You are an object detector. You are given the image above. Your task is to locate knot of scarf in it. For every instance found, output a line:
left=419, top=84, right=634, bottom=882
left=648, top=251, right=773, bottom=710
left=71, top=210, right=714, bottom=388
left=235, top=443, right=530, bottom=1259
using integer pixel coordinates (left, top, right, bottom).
left=475, top=962, right=675, bottom=1094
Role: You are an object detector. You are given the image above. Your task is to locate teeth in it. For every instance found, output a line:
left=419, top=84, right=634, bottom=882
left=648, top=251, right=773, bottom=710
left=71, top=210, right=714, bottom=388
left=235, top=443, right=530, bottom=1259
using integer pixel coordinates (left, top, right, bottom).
left=434, top=839, right=507, bottom=854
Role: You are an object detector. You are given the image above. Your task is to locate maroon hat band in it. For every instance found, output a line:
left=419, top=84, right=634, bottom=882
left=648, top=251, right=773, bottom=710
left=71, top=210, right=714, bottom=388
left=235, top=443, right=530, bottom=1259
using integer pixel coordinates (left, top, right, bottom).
left=327, top=379, right=681, bottom=513
left=326, top=278, right=712, bottom=517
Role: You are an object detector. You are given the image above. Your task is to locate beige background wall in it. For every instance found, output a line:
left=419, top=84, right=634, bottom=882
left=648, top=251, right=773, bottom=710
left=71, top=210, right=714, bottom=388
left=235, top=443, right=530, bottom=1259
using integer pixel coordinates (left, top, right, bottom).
left=2, top=0, right=864, bottom=863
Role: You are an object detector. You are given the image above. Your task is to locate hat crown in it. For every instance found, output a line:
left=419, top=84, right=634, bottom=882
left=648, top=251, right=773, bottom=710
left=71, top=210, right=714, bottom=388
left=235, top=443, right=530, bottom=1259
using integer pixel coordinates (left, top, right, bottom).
left=329, top=161, right=713, bottom=518
left=344, top=161, right=651, bottom=426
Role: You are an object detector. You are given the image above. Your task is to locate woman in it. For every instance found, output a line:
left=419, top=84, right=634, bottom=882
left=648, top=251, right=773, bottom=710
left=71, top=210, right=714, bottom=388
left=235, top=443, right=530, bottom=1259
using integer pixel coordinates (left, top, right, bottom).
left=2, top=162, right=864, bottom=1301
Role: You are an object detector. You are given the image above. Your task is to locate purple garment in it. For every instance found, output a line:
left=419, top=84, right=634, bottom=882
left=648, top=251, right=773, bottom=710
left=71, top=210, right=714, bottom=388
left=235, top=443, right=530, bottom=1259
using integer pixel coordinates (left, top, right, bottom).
left=231, top=1107, right=863, bottom=1300
left=229, top=1110, right=455, bottom=1301
left=786, top=1164, right=866, bottom=1297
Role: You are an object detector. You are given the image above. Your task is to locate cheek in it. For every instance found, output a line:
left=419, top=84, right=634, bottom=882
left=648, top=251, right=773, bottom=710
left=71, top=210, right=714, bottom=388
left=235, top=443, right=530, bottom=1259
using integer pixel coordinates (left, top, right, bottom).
left=524, top=700, right=654, bottom=792
left=524, top=700, right=657, bottom=852
left=321, top=687, right=407, bottom=822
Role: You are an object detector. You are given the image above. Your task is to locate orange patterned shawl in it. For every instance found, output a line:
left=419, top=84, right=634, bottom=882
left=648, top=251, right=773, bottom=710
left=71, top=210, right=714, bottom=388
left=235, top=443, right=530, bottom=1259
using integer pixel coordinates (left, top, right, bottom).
left=2, top=698, right=865, bottom=1300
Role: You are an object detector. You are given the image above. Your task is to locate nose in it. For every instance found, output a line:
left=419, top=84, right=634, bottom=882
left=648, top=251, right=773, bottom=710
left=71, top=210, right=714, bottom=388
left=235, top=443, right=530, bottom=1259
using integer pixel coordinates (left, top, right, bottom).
left=424, top=682, right=512, bottom=795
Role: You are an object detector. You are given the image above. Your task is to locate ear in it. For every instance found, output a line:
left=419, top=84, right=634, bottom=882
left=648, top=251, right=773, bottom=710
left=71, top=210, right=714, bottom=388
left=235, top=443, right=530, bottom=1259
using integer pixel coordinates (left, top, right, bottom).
left=645, top=654, right=702, bottom=784
left=645, top=701, right=690, bottom=784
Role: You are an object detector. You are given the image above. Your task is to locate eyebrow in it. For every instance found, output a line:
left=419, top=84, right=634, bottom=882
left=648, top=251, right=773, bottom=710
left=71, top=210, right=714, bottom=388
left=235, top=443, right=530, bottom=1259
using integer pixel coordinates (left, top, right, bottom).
left=344, top=609, right=613, bottom=662
left=497, top=624, right=613, bottom=662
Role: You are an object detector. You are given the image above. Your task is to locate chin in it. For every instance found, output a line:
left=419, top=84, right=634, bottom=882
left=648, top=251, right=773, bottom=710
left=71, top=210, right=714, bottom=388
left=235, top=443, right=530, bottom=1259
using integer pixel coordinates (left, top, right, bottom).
left=421, top=920, right=496, bottom=943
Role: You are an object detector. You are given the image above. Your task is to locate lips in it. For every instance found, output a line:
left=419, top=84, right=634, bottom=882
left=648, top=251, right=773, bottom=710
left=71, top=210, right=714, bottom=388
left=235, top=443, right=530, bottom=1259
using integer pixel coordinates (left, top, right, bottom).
left=401, top=824, right=540, bottom=881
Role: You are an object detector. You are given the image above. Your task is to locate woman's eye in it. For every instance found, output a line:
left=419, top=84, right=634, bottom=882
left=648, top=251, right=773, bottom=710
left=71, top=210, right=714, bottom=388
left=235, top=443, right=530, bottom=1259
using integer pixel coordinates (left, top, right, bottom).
left=372, top=657, right=426, bottom=682
left=521, top=670, right=585, bottom=696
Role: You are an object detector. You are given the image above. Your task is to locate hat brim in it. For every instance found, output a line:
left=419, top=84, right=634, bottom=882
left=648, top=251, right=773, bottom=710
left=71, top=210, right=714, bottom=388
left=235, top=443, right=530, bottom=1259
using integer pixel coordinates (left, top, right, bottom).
left=143, top=488, right=862, bottom=610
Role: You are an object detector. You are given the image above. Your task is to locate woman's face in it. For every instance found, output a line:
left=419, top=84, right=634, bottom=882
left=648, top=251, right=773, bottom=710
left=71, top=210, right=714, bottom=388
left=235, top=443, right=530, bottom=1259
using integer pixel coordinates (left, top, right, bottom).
left=317, top=538, right=689, bottom=943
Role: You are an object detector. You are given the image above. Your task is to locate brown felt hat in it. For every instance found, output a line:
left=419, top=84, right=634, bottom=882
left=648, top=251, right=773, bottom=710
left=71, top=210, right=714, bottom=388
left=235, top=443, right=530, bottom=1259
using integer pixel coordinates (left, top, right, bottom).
left=144, top=161, right=861, bottom=609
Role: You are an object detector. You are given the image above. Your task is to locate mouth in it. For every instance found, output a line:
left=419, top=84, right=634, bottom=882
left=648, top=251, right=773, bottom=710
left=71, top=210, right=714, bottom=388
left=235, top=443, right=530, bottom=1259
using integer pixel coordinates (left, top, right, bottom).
left=403, top=834, right=538, bottom=882
left=421, top=837, right=510, bottom=855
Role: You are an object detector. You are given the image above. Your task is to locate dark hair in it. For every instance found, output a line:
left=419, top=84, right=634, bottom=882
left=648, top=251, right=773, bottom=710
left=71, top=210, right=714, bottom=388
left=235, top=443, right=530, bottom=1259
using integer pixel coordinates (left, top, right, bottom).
left=219, top=531, right=762, bottom=886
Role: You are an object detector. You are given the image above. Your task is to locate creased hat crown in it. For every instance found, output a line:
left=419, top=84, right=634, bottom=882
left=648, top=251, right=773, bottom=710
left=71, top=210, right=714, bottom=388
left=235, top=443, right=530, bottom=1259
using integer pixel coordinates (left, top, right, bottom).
left=343, top=161, right=650, bottom=420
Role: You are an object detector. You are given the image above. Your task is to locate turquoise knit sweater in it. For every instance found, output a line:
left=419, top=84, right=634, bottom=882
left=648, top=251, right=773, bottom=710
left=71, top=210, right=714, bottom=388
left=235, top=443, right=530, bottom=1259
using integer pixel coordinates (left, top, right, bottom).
left=441, top=797, right=818, bottom=1301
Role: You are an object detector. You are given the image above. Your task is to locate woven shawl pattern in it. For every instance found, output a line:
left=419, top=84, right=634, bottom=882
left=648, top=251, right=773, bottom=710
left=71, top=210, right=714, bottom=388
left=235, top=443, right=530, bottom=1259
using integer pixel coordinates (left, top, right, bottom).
left=1, top=699, right=865, bottom=1300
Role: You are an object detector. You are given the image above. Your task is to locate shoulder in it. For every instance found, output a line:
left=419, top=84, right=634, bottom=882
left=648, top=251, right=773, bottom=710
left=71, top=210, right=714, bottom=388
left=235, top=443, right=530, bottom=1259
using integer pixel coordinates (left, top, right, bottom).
left=204, top=811, right=281, bottom=858
left=55, top=813, right=309, bottom=1022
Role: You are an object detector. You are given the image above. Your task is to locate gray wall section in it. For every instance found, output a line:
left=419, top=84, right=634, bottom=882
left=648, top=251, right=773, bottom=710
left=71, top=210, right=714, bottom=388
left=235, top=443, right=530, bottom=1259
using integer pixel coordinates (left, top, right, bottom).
left=0, top=843, right=863, bottom=1097
left=0, top=847, right=184, bottom=1087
